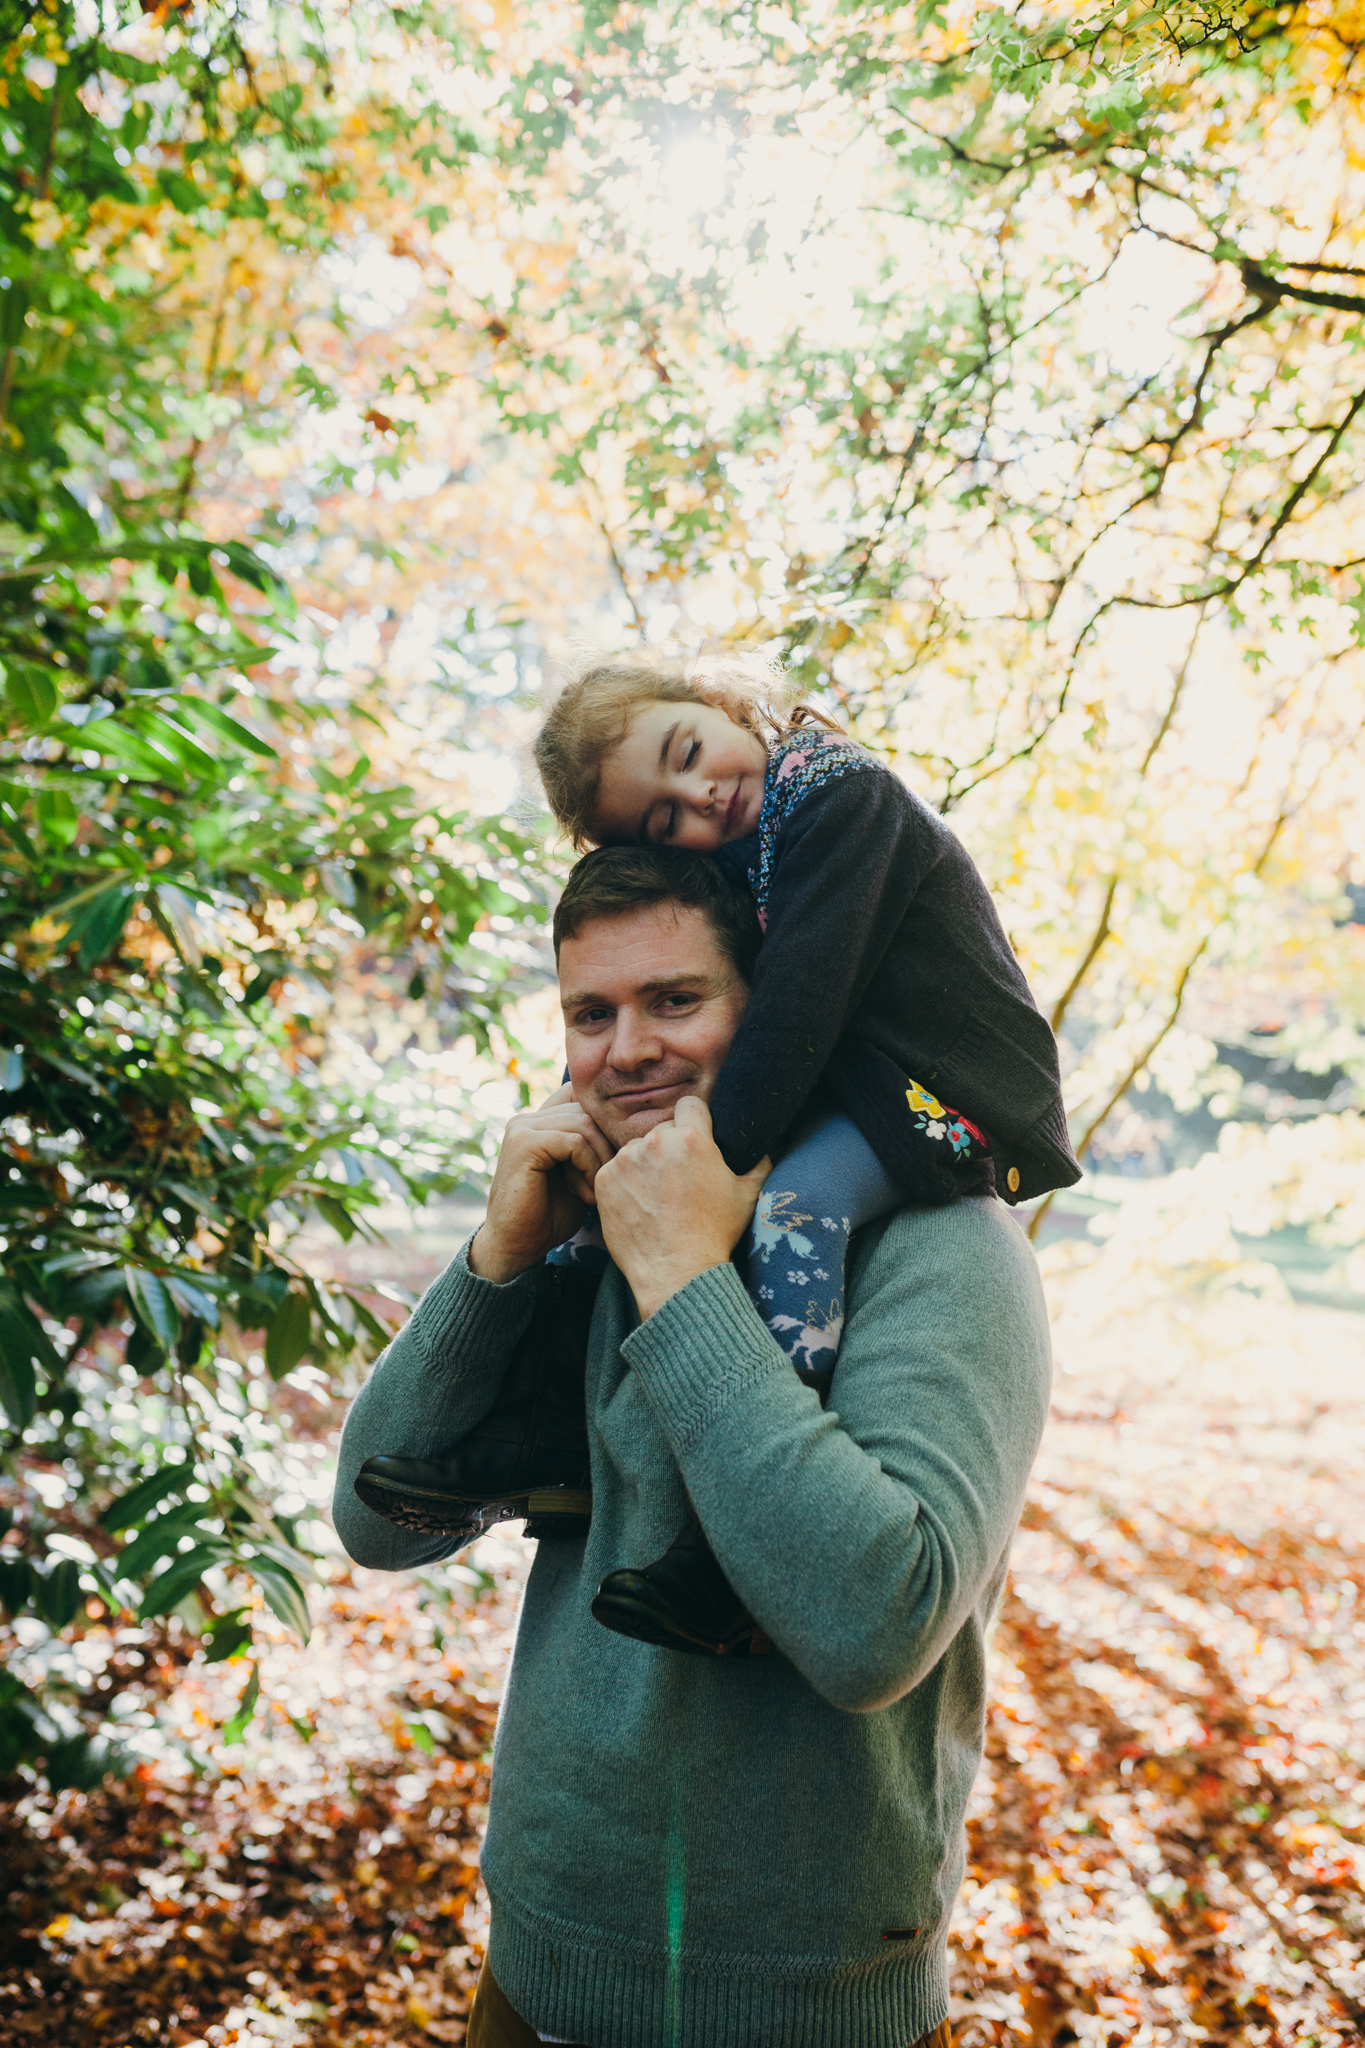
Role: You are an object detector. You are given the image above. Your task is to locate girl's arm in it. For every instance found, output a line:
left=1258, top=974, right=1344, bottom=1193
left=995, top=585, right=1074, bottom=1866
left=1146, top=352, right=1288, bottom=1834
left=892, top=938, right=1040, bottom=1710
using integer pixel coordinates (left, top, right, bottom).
left=708, top=762, right=938, bottom=1174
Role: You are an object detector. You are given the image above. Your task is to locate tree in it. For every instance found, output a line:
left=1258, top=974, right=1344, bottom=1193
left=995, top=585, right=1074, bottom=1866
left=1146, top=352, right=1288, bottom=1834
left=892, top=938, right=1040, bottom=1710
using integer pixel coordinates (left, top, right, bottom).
left=6, top=0, right=1363, bottom=1793
left=0, top=0, right=546, bottom=1789
left=435, top=0, right=1365, bottom=1216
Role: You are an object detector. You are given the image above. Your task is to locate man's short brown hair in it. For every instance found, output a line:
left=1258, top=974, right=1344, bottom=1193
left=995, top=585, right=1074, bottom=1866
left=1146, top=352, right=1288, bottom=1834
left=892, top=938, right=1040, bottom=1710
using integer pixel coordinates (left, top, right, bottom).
left=552, top=847, right=762, bottom=985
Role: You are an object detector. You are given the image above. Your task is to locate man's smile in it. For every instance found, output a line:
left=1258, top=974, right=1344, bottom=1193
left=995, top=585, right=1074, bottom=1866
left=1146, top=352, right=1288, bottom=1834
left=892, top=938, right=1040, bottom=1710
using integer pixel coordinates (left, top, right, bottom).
left=599, top=1075, right=696, bottom=1106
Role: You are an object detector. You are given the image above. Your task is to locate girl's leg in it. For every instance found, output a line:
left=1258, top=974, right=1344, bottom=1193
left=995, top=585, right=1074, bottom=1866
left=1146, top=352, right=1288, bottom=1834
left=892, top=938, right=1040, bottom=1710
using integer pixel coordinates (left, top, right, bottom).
left=743, top=1109, right=903, bottom=1384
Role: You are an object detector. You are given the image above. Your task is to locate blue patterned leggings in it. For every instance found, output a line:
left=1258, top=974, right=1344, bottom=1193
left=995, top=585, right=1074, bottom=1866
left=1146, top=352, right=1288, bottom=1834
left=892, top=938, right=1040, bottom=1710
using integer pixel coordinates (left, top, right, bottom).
left=549, top=1092, right=988, bottom=1387
left=741, top=1107, right=903, bottom=1384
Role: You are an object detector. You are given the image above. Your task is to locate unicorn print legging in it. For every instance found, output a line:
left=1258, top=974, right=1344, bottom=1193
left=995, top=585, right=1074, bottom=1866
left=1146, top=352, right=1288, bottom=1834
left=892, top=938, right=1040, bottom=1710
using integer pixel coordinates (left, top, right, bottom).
left=549, top=1087, right=989, bottom=1387
left=742, top=1085, right=989, bottom=1384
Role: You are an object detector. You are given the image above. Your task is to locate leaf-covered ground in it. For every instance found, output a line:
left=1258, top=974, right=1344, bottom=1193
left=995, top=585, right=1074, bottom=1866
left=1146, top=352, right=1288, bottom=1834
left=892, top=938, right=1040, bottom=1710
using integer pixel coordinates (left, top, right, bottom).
left=2, top=1251, right=1362, bottom=2048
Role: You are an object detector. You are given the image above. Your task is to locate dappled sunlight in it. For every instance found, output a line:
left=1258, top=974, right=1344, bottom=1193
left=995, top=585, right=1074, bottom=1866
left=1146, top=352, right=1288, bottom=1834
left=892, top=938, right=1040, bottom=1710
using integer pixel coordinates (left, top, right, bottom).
left=954, top=1274, right=1365, bottom=2047
left=4, top=1260, right=1359, bottom=2048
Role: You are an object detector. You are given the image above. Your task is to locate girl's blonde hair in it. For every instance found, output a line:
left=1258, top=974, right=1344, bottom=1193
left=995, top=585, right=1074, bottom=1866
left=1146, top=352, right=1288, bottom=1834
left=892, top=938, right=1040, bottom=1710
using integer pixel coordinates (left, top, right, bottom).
left=535, top=646, right=837, bottom=848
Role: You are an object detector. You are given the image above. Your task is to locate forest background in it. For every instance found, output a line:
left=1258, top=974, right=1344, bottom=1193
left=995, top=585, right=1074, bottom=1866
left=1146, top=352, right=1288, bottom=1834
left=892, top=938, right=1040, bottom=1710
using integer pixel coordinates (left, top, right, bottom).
left=0, top=1, right=1362, bottom=2044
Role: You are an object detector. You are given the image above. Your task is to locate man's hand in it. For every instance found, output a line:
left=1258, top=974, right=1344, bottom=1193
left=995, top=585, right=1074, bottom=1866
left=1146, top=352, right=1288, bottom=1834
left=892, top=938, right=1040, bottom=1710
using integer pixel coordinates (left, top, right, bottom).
left=593, top=1095, right=769, bottom=1320
left=468, top=1084, right=616, bottom=1283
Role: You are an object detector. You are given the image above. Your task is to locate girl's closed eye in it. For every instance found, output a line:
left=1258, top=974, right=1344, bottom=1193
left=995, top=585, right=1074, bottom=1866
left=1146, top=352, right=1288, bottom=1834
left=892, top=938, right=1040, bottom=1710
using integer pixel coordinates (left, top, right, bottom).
left=588, top=697, right=769, bottom=850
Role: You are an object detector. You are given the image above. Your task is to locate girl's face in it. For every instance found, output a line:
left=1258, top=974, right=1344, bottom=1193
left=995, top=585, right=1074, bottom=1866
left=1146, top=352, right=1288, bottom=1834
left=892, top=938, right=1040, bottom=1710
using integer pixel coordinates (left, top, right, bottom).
left=589, top=699, right=769, bottom=851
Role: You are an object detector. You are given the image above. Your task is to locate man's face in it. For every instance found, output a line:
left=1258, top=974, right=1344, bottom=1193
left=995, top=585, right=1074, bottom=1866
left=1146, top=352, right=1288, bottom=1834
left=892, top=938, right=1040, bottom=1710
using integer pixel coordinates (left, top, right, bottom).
left=558, top=902, right=749, bottom=1149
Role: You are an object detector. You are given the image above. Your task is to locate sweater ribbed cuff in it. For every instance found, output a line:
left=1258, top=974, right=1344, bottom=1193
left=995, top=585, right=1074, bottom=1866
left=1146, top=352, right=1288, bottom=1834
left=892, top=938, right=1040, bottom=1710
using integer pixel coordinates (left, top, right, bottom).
left=409, top=1234, right=540, bottom=1367
left=619, top=1260, right=788, bottom=1454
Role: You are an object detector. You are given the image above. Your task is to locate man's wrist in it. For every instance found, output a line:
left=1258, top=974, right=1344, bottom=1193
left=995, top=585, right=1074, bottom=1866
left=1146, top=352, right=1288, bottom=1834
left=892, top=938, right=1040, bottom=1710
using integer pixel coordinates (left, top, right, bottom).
left=466, top=1224, right=540, bottom=1286
left=628, top=1250, right=735, bottom=1321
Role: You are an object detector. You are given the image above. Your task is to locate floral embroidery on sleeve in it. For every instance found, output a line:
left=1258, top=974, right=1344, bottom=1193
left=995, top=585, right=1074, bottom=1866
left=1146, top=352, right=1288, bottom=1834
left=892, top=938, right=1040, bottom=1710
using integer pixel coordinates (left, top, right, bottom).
left=906, top=1079, right=990, bottom=1158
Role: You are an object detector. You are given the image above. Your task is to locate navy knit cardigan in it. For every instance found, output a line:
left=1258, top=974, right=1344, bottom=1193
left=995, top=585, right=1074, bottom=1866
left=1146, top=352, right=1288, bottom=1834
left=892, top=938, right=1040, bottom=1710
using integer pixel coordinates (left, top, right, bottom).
left=710, top=728, right=1080, bottom=1206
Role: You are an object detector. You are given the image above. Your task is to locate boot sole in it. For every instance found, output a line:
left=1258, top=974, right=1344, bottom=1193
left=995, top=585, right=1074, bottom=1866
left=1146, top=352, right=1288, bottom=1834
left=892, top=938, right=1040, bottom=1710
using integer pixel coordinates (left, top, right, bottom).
left=590, top=1590, right=769, bottom=1658
left=354, top=1473, right=591, bottom=1537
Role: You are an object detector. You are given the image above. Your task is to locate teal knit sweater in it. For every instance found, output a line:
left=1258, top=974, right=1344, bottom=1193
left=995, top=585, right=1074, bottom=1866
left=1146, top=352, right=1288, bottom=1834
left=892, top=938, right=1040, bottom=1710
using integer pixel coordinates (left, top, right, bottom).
left=333, top=1197, right=1051, bottom=2048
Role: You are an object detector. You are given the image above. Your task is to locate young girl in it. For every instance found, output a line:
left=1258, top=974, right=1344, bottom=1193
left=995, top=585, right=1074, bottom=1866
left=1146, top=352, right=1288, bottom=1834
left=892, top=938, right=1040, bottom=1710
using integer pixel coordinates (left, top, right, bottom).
left=356, top=649, right=1078, bottom=1653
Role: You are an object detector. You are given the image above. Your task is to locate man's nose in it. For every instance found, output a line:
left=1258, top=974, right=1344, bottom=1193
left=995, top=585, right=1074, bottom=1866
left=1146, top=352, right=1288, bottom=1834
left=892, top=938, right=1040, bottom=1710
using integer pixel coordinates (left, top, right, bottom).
left=607, top=1006, right=665, bottom=1070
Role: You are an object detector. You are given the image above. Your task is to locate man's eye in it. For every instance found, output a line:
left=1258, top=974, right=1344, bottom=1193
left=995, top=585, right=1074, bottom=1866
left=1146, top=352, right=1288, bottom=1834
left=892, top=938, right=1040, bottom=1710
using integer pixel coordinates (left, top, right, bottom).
left=577, top=1007, right=612, bottom=1026
left=659, top=992, right=698, bottom=1011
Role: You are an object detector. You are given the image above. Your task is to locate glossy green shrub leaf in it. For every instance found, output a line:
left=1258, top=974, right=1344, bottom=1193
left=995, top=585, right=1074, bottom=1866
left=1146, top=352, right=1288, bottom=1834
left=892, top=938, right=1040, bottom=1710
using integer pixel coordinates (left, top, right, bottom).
left=124, top=1269, right=181, bottom=1353
left=59, top=882, right=136, bottom=968
left=35, top=789, right=79, bottom=849
left=0, top=1286, right=52, bottom=1430
left=138, top=1543, right=224, bottom=1621
left=0, top=1555, right=32, bottom=1616
left=101, top=1463, right=194, bottom=1533
left=0, top=1672, right=47, bottom=1774
left=4, top=664, right=57, bottom=726
left=32, top=1558, right=82, bottom=1631
left=172, top=695, right=277, bottom=759
left=248, top=1555, right=312, bottom=1642
left=266, top=1291, right=312, bottom=1379
left=203, top=1610, right=253, bottom=1664
left=45, top=1733, right=129, bottom=1794
left=112, top=1503, right=209, bottom=1583
left=222, top=1661, right=260, bottom=1746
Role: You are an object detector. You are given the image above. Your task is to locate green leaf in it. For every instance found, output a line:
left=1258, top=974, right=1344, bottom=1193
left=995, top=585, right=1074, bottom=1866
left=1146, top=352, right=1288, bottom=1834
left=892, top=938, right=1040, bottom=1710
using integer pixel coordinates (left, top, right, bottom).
left=5, top=664, right=58, bottom=727
left=265, top=1291, right=311, bottom=1379
left=56, top=1260, right=126, bottom=1319
left=313, top=1192, right=356, bottom=1243
left=113, top=1503, right=208, bottom=1581
left=127, top=708, right=218, bottom=779
left=0, top=1351, right=35, bottom=1433
left=0, top=279, right=30, bottom=349
left=35, top=788, right=79, bottom=848
left=101, top=1463, right=193, bottom=1534
left=203, top=1610, right=253, bottom=1664
left=138, top=1542, right=222, bottom=1620
left=221, top=540, right=292, bottom=606
left=163, top=1279, right=220, bottom=1330
left=45, top=1733, right=128, bottom=1794
left=0, top=1342, right=36, bottom=1433
left=407, top=1719, right=436, bottom=1757
left=59, top=883, right=135, bottom=968
left=222, top=1661, right=260, bottom=1746
left=0, top=1555, right=32, bottom=1615
left=0, top=1283, right=57, bottom=1429
left=90, top=717, right=189, bottom=783
left=0, top=1048, right=21, bottom=1092
left=158, top=170, right=203, bottom=214
left=125, top=1267, right=181, bottom=1351
left=32, top=1557, right=82, bottom=1631
left=152, top=882, right=203, bottom=967
left=247, top=1554, right=311, bottom=1642
left=171, top=695, right=276, bottom=759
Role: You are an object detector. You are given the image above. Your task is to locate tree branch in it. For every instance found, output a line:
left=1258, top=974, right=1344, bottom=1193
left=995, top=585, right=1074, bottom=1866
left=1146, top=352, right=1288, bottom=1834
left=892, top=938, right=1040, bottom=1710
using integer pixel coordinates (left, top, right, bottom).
left=1049, top=874, right=1118, bottom=1038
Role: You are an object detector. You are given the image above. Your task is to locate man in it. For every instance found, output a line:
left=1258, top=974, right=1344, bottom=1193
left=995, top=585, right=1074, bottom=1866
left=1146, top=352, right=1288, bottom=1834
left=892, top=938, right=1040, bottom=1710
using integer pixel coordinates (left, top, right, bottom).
left=334, top=847, right=1052, bottom=2048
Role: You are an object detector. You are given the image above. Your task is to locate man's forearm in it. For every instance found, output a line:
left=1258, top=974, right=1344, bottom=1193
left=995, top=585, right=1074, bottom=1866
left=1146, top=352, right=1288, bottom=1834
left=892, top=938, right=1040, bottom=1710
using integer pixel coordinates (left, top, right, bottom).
left=621, top=1210, right=1051, bottom=1711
